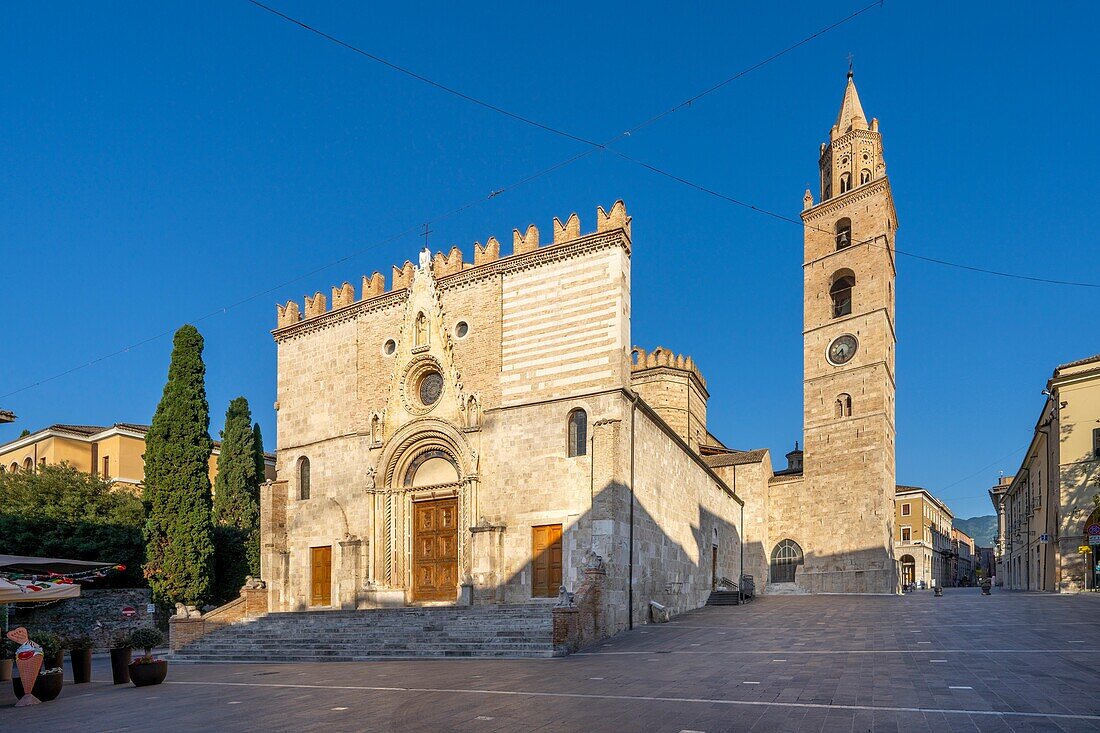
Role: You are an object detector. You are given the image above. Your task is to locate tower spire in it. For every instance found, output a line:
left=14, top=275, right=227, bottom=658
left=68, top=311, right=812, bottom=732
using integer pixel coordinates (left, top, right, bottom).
left=832, top=68, right=867, bottom=140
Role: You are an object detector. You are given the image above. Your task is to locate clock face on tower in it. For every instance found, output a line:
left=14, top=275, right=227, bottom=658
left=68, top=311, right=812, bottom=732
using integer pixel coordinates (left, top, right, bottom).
left=827, top=334, right=858, bottom=365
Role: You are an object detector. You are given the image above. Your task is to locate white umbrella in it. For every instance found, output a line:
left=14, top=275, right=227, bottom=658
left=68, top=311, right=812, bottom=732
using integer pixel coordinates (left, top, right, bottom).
left=0, top=577, right=80, bottom=603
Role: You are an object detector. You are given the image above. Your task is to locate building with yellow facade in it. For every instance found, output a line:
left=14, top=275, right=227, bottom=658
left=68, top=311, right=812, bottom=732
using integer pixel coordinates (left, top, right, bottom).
left=0, top=422, right=276, bottom=488
left=991, top=353, right=1100, bottom=592
left=894, top=486, right=953, bottom=587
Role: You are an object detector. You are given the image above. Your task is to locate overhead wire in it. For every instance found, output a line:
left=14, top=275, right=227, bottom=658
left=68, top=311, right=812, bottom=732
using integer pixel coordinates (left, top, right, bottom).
left=3, top=2, right=881, bottom=400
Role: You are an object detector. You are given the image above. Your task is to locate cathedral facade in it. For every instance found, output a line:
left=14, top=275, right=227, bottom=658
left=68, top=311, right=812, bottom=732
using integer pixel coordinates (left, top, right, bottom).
left=259, top=71, right=900, bottom=625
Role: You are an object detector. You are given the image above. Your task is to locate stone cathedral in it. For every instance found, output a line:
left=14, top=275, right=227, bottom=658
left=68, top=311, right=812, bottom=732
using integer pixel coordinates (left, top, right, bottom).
left=257, top=71, right=900, bottom=632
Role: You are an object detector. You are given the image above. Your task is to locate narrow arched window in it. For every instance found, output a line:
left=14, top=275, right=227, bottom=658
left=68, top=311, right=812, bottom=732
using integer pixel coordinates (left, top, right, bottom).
left=835, top=218, right=852, bottom=250
left=839, top=172, right=852, bottom=194
left=830, top=271, right=855, bottom=318
left=835, top=393, right=852, bottom=418
left=860, top=168, right=871, bottom=185
left=23, top=457, right=33, bottom=471
left=298, top=457, right=311, bottom=500
left=567, top=409, right=587, bottom=457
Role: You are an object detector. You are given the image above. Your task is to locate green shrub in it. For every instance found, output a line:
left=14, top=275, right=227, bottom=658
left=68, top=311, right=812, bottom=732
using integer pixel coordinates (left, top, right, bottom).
left=30, top=631, right=61, bottom=659
left=62, top=633, right=94, bottom=650
left=128, top=627, right=165, bottom=655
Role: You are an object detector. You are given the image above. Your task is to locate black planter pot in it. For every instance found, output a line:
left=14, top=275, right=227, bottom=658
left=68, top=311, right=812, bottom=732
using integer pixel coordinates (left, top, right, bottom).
left=13, top=670, right=64, bottom=702
left=110, top=647, right=132, bottom=685
left=69, top=648, right=93, bottom=684
left=128, top=659, right=168, bottom=687
left=46, top=650, right=64, bottom=671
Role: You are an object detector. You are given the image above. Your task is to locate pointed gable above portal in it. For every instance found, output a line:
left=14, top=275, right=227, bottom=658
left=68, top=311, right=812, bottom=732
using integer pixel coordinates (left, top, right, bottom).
left=380, top=261, right=467, bottom=437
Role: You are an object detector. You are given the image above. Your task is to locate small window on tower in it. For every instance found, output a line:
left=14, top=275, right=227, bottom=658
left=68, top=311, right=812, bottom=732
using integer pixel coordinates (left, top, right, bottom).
left=860, top=169, right=871, bottom=185
left=839, top=172, right=852, bottom=194
left=835, top=393, right=852, bottom=418
left=830, top=271, right=855, bottom=318
left=835, top=218, right=852, bottom=250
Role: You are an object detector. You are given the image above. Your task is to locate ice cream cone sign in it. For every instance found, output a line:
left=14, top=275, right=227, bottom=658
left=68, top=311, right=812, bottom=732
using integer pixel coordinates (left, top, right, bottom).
left=7, top=627, right=44, bottom=706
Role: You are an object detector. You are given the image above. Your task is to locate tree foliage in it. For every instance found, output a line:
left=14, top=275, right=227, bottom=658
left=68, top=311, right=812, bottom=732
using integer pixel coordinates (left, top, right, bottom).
left=211, top=397, right=261, bottom=601
left=0, top=463, right=145, bottom=587
left=142, top=324, right=216, bottom=606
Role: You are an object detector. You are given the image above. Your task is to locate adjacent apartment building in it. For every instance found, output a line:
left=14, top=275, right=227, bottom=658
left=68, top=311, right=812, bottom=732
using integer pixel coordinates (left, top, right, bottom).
left=895, top=486, right=954, bottom=587
left=0, top=422, right=276, bottom=488
left=950, top=527, right=975, bottom=586
left=991, top=354, right=1100, bottom=592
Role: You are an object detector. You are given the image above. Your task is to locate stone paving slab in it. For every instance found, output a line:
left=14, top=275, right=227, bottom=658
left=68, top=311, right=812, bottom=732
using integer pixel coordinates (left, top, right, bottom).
left=3, top=589, right=1100, bottom=732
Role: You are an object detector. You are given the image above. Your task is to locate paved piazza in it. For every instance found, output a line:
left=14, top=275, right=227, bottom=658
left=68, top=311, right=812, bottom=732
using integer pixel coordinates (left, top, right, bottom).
left=5, top=589, right=1100, bottom=732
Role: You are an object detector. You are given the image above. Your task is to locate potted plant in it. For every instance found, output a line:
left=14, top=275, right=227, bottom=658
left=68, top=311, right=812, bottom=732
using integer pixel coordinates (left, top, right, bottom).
left=30, top=632, right=63, bottom=672
left=12, top=634, right=65, bottom=703
left=127, top=628, right=167, bottom=687
left=64, top=633, right=95, bottom=684
left=0, top=639, right=14, bottom=683
left=110, top=630, right=132, bottom=685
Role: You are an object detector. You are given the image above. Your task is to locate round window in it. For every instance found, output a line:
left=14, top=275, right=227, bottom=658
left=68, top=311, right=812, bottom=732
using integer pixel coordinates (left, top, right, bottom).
left=454, top=321, right=469, bottom=339
left=383, top=339, right=396, bottom=356
left=418, top=371, right=444, bottom=406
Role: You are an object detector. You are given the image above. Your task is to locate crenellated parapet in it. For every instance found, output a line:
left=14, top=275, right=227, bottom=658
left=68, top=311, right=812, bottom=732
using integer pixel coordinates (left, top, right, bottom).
left=331, top=282, right=355, bottom=310
left=275, top=201, right=631, bottom=329
left=431, top=246, right=464, bottom=277
left=362, top=272, right=385, bottom=299
left=631, top=346, right=706, bottom=389
left=304, top=292, right=327, bottom=319
left=631, top=345, right=709, bottom=453
left=392, top=261, right=416, bottom=291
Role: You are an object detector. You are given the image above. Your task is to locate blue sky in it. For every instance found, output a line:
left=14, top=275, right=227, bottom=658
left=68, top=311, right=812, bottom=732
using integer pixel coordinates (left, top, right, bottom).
left=2, top=2, right=1097, bottom=520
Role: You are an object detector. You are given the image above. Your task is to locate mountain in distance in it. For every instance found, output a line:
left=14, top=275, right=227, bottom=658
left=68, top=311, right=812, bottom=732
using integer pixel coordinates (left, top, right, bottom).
left=953, top=515, right=998, bottom=546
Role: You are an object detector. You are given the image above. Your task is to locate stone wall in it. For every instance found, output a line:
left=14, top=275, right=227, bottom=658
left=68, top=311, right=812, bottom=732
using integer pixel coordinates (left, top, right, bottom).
left=622, top=402, right=743, bottom=627
left=9, top=588, right=160, bottom=649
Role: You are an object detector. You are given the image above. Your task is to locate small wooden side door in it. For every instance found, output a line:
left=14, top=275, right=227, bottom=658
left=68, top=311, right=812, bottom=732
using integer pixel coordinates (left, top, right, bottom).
left=310, top=546, right=332, bottom=606
left=532, top=524, right=563, bottom=598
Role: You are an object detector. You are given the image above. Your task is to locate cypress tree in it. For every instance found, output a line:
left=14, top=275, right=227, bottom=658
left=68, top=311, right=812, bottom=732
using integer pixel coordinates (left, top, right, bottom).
left=213, top=397, right=258, bottom=529
left=142, top=325, right=216, bottom=607
left=212, top=398, right=261, bottom=600
left=251, top=422, right=266, bottom=488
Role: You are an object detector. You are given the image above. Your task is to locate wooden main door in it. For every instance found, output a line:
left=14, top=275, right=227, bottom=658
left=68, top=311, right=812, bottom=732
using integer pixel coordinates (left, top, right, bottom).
left=412, top=498, right=458, bottom=602
left=531, top=524, right=563, bottom=598
left=310, top=546, right=332, bottom=606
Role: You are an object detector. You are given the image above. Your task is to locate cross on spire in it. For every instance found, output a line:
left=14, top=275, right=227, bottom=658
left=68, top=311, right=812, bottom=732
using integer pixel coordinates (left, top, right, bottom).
left=847, top=52, right=855, bottom=78
left=421, top=222, right=432, bottom=248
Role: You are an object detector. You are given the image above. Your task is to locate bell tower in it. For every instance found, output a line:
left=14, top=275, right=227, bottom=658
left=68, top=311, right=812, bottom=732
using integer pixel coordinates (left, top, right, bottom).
left=798, top=69, right=898, bottom=593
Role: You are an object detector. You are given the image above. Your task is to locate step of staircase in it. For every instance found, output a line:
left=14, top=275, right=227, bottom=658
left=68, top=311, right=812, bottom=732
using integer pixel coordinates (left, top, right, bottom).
left=705, top=591, right=743, bottom=606
left=762, top=582, right=809, bottom=596
left=171, top=603, right=558, bottom=662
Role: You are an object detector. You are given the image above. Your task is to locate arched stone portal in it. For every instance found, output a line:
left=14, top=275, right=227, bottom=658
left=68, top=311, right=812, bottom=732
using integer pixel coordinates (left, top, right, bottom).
left=770, top=539, right=804, bottom=584
left=373, top=419, right=479, bottom=604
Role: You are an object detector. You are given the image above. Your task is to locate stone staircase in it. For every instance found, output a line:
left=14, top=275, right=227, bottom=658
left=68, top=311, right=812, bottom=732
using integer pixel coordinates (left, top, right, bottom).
left=705, top=590, right=744, bottom=606
left=762, top=582, right=809, bottom=596
left=171, top=604, right=557, bottom=662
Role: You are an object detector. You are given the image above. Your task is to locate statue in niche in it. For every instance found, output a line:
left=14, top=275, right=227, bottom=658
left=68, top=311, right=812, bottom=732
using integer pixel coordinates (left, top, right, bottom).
left=414, top=312, right=428, bottom=347
left=418, top=246, right=432, bottom=270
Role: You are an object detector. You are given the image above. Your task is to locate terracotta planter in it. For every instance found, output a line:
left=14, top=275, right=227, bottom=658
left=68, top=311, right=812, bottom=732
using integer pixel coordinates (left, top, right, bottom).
left=128, top=659, right=168, bottom=687
left=0, top=659, right=12, bottom=682
left=110, top=647, right=132, bottom=684
left=70, top=648, right=93, bottom=683
left=13, top=670, right=64, bottom=702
